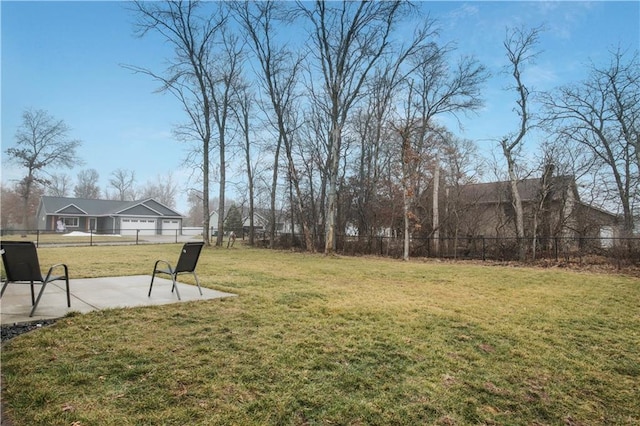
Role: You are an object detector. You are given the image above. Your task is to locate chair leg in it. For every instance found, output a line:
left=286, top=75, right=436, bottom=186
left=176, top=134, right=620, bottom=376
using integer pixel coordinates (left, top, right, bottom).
left=30, top=282, right=49, bottom=317
left=65, top=276, right=71, bottom=308
left=149, top=271, right=157, bottom=297
left=171, top=275, right=181, bottom=300
left=0, top=280, right=8, bottom=297
left=193, top=271, right=203, bottom=296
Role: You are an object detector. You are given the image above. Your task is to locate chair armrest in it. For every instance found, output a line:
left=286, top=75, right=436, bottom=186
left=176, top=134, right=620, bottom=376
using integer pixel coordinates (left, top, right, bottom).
left=153, top=260, right=174, bottom=273
left=43, top=263, right=69, bottom=282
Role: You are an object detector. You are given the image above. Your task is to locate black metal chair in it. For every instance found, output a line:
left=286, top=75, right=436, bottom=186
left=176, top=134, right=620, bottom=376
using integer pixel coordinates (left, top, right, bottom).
left=1, top=241, right=70, bottom=317
left=149, top=242, right=204, bottom=300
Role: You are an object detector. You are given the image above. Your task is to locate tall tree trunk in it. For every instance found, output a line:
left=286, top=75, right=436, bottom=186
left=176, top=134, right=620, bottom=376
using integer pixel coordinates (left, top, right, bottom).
left=325, top=125, right=341, bottom=254
left=269, top=134, right=283, bottom=249
left=285, top=156, right=315, bottom=252
left=432, top=153, right=440, bottom=256
left=401, top=130, right=413, bottom=261
left=217, top=135, right=226, bottom=246
left=500, top=25, right=542, bottom=261
left=20, top=175, right=32, bottom=234
left=203, top=139, right=211, bottom=246
left=505, top=152, right=526, bottom=261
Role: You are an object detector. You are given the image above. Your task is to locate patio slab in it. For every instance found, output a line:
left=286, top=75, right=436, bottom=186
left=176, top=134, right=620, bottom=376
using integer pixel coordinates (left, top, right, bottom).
left=1, top=275, right=236, bottom=325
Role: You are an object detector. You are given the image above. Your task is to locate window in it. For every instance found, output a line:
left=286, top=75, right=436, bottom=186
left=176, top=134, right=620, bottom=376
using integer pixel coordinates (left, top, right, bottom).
left=62, top=217, right=79, bottom=227
left=600, top=226, right=614, bottom=248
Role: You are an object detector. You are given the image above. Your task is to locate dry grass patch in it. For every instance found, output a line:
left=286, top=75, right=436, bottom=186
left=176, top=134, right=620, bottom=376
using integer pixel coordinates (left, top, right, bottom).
left=2, top=244, right=639, bottom=425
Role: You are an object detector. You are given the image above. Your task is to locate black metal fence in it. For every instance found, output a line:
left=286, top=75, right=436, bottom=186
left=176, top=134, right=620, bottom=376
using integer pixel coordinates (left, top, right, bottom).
left=2, top=228, right=638, bottom=266
left=264, top=232, right=640, bottom=265
left=0, top=229, right=191, bottom=246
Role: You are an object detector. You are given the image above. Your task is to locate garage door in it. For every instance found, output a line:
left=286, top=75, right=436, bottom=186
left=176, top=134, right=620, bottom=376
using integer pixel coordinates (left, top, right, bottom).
left=161, top=219, right=181, bottom=236
left=121, top=218, right=156, bottom=236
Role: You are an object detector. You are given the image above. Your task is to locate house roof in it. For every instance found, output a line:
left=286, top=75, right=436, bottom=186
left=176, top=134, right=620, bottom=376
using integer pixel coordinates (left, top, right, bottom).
left=450, top=175, right=577, bottom=205
left=39, top=196, right=183, bottom=218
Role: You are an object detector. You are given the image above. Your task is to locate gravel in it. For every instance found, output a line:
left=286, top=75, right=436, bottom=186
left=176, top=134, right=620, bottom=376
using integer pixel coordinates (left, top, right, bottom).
left=1, top=319, right=58, bottom=342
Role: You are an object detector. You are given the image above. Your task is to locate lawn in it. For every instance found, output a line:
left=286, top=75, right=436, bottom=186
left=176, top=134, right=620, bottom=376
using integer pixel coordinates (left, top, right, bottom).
left=1, top=244, right=639, bottom=425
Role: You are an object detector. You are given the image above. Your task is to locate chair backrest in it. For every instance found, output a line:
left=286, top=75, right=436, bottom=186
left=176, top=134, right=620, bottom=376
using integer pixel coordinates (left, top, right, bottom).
left=0, top=241, right=43, bottom=282
left=174, top=242, right=204, bottom=273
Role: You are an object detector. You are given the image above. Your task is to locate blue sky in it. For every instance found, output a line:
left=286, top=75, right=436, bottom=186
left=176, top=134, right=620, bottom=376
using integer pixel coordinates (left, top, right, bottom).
left=2, top=1, right=639, bottom=214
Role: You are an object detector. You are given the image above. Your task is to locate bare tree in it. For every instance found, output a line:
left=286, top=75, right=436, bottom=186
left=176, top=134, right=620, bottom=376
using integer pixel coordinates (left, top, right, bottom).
left=108, top=168, right=137, bottom=201
left=74, top=169, right=101, bottom=199
left=542, top=48, right=639, bottom=237
left=393, top=112, right=424, bottom=261
left=126, top=0, right=226, bottom=246
left=1, top=183, right=43, bottom=230
left=387, top=39, right=488, bottom=260
left=139, top=172, right=178, bottom=208
left=234, top=1, right=315, bottom=251
left=5, top=109, right=81, bottom=229
left=500, top=26, right=542, bottom=261
left=230, top=80, right=257, bottom=245
left=46, top=173, right=73, bottom=197
left=296, top=1, right=416, bottom=255
left=185, top=188, right=215, bottom=227
left=348, top=19, right=439, bottom=245
left=206, top=26, right=244, bottom=246
left=440, top=135, right=483, bottom=257
left=405, top=43, right=488, bottom=258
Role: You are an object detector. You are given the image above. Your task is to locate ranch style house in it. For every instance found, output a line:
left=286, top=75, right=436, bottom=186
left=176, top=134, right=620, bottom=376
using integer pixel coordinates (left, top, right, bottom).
left=36, top=196, right=184, bottom=236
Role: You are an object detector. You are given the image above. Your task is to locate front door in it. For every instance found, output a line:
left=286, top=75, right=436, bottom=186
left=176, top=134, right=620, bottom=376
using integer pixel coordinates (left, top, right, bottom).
left=89, top=218, right=97, bottom=231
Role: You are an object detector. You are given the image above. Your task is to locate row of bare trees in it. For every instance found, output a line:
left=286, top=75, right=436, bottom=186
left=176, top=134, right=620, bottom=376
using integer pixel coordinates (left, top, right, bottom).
left=125, top=1, right=637, bottom=257
left=4, top=2, right=636, bottom=259
left=126, top=1, right=487, bottom=251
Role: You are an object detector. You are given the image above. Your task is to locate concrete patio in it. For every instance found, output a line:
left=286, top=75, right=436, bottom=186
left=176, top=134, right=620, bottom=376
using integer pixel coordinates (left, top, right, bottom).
left=1, top=275, right=236, bottom=325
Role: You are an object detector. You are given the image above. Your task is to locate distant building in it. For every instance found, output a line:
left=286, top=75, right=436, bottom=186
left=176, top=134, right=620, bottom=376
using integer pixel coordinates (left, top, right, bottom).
left=445, top=175, right=620, bottom=247
left=36, top=196, right=184, bottom=236
left=209, top=206, right=298, bottom=236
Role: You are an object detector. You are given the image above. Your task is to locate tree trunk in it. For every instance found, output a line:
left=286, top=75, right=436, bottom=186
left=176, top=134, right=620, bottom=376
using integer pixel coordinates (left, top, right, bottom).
left=505, top=150, right=526, bottom=261
left=325, top=125, right=341, bottom=255
left=269, top=135, right=282, bottom=249
left=217, top=137, right=226, bottom=247
left=432, top=153, right=440, bottom=256
left=202, top=140, right=211, bottom=246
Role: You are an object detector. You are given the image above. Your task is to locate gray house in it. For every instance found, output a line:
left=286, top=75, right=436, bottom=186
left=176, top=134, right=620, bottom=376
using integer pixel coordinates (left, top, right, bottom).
left=445, top=175, right=620, bottom=246
left=36, top=196, right=184, bottom=236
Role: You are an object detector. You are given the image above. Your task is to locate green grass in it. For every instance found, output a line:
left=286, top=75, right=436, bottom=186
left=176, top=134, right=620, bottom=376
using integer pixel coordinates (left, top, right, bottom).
left=2, top=244, right=639, bottom=425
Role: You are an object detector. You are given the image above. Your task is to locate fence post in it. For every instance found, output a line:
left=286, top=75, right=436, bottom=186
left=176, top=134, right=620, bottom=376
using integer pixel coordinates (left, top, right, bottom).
left=175, top=229, right=178, bottom=244
left=482, top=237, right=486, bottom=261
left=90, top=229, right=93, bottom=247
left=136, top=229, right=140, bottom=245
left=554, top=237, right=558, bottom=262
left=36, top=230, right=40, bottom=248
